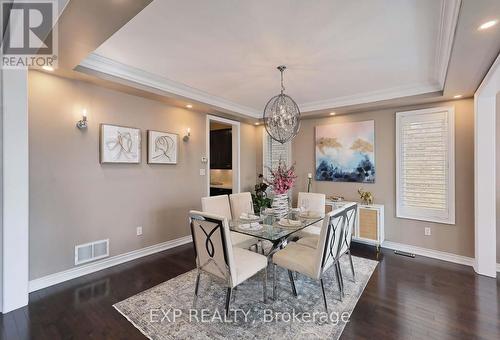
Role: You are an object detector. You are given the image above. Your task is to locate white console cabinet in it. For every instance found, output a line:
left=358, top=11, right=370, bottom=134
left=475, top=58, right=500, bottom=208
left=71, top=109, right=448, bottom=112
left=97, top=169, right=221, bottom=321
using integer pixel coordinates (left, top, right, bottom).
left=326, top=201, right=385, bottom=250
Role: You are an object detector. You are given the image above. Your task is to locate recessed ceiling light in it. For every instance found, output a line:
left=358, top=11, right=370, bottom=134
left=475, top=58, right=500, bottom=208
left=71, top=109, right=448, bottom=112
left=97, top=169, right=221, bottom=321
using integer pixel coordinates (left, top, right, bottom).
left=453, top=94, right=462, bottom=99
left=329, top=112, right=336, bottom=116
left=42, top=66, right=54, bottom=72
left=254, top=122, right=260, bottom=125
left=186, top=104, right=193, bottom=109
left=478, top=19, right=498, bottom=30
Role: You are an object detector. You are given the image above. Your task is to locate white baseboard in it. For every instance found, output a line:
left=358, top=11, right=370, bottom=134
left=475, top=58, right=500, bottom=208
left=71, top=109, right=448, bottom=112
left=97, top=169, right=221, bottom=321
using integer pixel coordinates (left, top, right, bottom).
left=26, top=236, right=500, bottom=293
left=381, top=240, right=475, bottom=267
left=352, top=238, right=378, bottom=247
left=29, top=235, right=193, bottom=292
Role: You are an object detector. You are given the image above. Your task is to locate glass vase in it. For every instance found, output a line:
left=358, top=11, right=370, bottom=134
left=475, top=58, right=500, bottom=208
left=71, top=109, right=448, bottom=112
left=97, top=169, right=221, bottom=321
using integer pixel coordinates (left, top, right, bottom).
left=272, top=192, right=289, bottom=218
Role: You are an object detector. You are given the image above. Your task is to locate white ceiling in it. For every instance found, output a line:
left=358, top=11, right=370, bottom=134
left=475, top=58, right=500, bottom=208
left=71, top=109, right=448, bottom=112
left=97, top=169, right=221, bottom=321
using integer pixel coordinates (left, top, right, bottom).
left=83, top=0, right=461, bottom=118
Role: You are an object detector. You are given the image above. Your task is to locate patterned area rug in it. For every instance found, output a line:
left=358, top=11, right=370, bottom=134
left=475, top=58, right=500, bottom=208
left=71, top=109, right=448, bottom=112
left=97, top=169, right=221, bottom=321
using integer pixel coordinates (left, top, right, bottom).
left=114, top=255, right=377, bottom=339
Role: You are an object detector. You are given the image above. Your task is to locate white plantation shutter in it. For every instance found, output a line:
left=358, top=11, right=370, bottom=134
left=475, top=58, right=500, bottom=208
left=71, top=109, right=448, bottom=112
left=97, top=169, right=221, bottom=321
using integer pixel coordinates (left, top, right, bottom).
left=396, top=107, right=455, bottom=224
left=262, top=128, right=291, bottom=180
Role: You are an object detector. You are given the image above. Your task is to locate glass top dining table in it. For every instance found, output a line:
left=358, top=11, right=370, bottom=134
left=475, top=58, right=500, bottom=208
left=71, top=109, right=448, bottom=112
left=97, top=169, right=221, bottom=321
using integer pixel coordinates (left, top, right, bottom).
left=229, top=213, right=324, bottom=257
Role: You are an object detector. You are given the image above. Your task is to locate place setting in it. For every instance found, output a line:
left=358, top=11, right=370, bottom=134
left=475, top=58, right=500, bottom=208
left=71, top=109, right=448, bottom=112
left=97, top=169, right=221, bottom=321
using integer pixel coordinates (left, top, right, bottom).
left=235, top=212, right=263, bottom=231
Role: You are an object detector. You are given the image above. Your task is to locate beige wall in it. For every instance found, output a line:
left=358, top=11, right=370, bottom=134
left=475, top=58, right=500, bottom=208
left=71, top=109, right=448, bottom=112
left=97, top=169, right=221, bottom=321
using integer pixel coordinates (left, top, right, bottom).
left=496, top=93, right=500, bottom=263
left=292, top=99, right=475, bottom=257
left=255, top=125, right=264, bottom=176
left=28, top=71, right=257, bottom=279
left=240, top=123, right=258, bottom=191
left=0, top=68, right=3, bottom=308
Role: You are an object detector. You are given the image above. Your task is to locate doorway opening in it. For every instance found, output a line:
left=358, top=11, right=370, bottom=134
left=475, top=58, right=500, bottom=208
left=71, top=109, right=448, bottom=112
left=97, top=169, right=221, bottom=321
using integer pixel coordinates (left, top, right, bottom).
left=206, top=115, right=240, bottom=196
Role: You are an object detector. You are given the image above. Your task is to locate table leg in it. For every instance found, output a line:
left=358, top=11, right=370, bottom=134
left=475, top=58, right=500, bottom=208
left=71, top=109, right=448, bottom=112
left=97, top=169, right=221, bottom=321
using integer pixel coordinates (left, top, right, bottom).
left=264, top=237, right=289, bottom=301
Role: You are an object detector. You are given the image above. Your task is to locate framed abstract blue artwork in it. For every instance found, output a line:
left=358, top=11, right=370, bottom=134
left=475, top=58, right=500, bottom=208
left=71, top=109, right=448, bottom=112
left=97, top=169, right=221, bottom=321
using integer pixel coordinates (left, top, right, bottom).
left=315, top=120, right=375, bottom=183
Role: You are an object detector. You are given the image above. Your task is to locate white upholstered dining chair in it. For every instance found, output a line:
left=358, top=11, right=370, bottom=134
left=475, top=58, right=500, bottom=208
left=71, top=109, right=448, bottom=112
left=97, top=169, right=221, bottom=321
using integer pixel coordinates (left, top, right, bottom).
left=297, top=202, right=358, bottom=297
left=295, top=192, right=326, bottom=239
left=229, top=192, right=267, bottom=254
left=189, top=211, right=267, bottom=316
left=272, top=208, right=346, bottom=312
left=229, top=192, right=254, bottom=219
left=201, top=195, right=259, bottom=250
left=201, top=195, right=232, bottom=219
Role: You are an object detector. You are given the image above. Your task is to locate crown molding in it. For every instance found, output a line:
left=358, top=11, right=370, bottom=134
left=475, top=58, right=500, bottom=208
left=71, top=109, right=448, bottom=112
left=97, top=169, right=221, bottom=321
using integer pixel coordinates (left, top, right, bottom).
left=79, top=53, right=442, bottom=117
left=78, top=53, right=262, bottom=118
left=78, top=2, right=459, bottom=118
left=434, top=0, right=461, bottom=88
left=298, top=81, right=442, bottom=113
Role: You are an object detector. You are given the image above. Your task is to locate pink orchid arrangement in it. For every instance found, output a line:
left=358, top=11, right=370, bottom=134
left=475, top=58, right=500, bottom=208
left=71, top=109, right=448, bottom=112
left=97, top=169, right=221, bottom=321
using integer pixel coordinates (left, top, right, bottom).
left=268, top=161, right=297, bottom=194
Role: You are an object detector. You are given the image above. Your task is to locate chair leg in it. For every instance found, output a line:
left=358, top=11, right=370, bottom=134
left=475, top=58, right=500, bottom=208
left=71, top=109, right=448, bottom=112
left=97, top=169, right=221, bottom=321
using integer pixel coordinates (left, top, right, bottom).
left=338, top=262, right=345, bottom=297
left=260, top=240, right=265, bottom=255
left=273, top=264, right=277, bottom=300
left=262, top=268, right=267, bottom=303
left=320, top=278, right=328, bottom=313
left=225, top=287, right=232, bottom=317
left=193, top=271, right=201, bottom=307
left=334, top=262, right=343, bottom=302
left=288, top=270, right=298, bottom=297
left=348, top=251, right=356, bottom=282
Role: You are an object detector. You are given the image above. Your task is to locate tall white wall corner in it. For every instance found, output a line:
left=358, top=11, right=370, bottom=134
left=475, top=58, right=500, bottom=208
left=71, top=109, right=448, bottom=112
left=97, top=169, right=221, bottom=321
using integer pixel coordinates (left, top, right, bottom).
left=474, top=53, right=499, bottom=278
left=2, top=68, right=30, bottom=312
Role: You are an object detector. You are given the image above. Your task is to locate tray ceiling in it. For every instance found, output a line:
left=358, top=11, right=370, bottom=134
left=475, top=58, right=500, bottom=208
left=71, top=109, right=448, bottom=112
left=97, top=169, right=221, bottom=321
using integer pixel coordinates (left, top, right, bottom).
left=82, top=0, right=459, bottom=118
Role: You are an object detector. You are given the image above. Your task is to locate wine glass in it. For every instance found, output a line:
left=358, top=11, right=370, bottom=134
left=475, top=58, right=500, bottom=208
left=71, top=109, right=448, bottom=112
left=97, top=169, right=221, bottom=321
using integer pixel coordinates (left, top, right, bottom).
left=260, top=206, right=271, bottom=223
left=300, top=198, right=309, bottom=213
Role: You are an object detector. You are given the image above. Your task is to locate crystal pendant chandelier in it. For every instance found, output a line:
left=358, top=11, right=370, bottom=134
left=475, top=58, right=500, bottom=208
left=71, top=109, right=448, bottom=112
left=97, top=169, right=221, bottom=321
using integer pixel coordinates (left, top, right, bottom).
left=263, top=65, right=301, bottom=144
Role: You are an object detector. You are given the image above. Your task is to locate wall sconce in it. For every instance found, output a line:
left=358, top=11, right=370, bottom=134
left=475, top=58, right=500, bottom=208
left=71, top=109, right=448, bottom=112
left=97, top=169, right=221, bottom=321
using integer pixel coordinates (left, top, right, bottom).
left=76, top=109, right=88, bottom=129
left=183, top=128, right=191, bottom=142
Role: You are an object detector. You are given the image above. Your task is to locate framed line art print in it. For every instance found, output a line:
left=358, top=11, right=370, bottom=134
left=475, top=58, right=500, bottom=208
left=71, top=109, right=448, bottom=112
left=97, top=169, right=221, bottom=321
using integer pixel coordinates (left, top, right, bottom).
left=100, top=124, right=141, bottom=164
left=147, top=130, right=178, bottom=164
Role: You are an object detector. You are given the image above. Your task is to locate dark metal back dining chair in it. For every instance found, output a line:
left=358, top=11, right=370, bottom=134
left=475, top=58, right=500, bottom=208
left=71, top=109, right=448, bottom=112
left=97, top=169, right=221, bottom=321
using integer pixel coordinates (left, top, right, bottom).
left=319, top=208, right=347, bottom=305
left=272, top=208, right=346, bottom=313
left=189, top=210, right=267, bottom=316
left=339, top=203, right=358, bottom=283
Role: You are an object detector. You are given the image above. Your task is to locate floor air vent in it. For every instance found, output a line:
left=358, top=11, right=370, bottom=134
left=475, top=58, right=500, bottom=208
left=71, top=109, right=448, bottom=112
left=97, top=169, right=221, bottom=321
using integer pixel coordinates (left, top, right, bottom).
left=394, top=250, right=415, bottom=258
left=75, top=239, right=109, bottom=265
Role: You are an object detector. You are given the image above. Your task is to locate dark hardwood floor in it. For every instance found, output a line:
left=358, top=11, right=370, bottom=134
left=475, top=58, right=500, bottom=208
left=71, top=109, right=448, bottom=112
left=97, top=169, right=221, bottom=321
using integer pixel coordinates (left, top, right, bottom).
left=1, top=243, right=498, bottom=339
